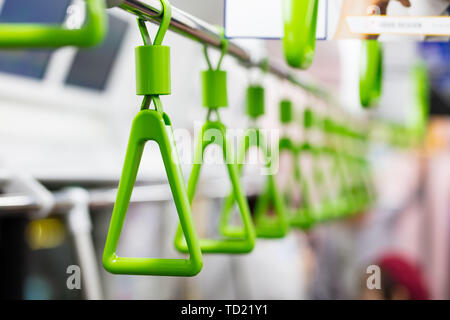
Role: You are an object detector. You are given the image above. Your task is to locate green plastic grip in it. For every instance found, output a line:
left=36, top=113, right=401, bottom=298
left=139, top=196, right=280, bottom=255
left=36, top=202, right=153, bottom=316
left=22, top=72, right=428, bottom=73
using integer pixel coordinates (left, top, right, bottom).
left=359, top=40, right=383, bottom=108
left=174, top=121, right=256, bottom=253
left=246, top=85, right=265, bottom=119
left=103, top=109, right=203, bottom=276
left=280, top=100, right=293, bottom=124
left=283, top=0, right=318, bottom=69
left=103, top=0, right=203, bottom=276
left=303, top=108, right=313, bottom=128
left=221, top=128, right=289, bottom=238
left=136, top=46, right=171, bottom=95
left=201, top=70, right=228, bottom=108
left=0, top=0, right=107, bottom=48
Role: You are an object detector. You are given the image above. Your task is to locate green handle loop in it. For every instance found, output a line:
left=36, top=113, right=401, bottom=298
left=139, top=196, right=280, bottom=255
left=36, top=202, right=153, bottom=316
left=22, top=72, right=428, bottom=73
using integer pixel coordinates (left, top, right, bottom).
left=103, top=109, right=203, bottom=276
left=103, top=0, right=204, bottom=276
left=204, top=28, right=229, bottom=71
left=220, top=92, right=289, bottom=238
left=283, top=0, right=318, bottom=69
left=297, top=112, right=337, bottom=223
left=0, top=0, right=107, bottom=48
left=174, top=38, right=254, bottom=254
left=276, top=100, right=314, bottom=229
left=174, top=121, right=256, bottom=253
left=359, top=40, right=383, bottom=108
left=221, top=127, right=289, bottom=239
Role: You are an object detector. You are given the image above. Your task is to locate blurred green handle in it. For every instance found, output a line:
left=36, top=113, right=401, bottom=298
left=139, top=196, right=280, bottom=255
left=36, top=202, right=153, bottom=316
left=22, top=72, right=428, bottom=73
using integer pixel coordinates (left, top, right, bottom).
left=359, top=40, right=383, bottom=108
left=283, top=0, right=318, bottom=69
left=0, top=0, right=107, bottom=48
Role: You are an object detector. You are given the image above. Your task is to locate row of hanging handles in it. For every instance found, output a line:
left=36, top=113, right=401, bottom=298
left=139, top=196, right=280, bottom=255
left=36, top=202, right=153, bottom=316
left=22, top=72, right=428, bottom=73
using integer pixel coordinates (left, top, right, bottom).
left=0, top=0, right=417, bottom=277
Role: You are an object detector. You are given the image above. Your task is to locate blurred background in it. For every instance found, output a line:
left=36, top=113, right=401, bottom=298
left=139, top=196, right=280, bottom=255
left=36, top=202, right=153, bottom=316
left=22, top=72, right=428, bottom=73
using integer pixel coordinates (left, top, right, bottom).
left=0, top=0, right=449, bottom=300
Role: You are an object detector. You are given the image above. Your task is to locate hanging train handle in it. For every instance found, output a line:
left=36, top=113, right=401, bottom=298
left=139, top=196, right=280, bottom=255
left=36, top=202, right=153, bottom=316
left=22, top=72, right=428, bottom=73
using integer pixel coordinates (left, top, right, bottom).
left=323, top=120, right=357, bottom=217
left=276, top=101, right=314, bottom=229
left=174, top=34, right=256, bottom=254
left=103, top=0, right=204, bottom=276
left=308, top=113, right=344, bottom=222
left=359, top=40, right=383, bottom=108
left=283, top=105, right=316, bottom=229
left=220, top=85, right=289, bottom=239
left=0, top=0, right=107, bottom=48
left=295, top=109, right=334, bottom=224
left=283, top=0, right=319, bottom=69
left=322, top=118, right=360, bottom=219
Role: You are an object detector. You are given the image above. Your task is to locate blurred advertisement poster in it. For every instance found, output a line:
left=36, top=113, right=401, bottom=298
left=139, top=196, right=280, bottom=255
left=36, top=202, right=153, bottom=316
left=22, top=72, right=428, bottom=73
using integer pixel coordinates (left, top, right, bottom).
left=224, top=0, right=449, bottom=41
left=332, top=0, right=450, bottom=40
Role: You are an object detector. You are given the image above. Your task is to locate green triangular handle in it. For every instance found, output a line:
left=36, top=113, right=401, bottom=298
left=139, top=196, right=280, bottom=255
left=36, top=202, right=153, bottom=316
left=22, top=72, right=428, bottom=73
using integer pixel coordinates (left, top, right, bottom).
left=0, top=0, right=107, bottom=48
left=306, top=144, right=338, bottom=222
left=220, top=129, right=289, bottom=238
left=174, top=120, right=256, bottom=254
left=252, top=174, right=290, bottom=238
left=328, top=150, right=358, bottom=218
left=287, top=143, right=315, bottom=230
left=103, top=109, right=203, bottom=276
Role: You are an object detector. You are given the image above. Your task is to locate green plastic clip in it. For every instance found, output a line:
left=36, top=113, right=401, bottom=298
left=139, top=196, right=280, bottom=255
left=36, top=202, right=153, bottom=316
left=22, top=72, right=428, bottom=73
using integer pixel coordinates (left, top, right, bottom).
left=280, top=99, right=293, bottom=124
left=174, top=33, right=256, bottom=254
left=103, top=0, right=204, bottom=276
left=0, top=0, right=107, bottom=48
left=283, top=0, right=319, bottom=69
left=360, top=40, right=383, bottom=108
left=221, top=87, right=289, bottom=239
left=246, top=85, right=265, bottom=119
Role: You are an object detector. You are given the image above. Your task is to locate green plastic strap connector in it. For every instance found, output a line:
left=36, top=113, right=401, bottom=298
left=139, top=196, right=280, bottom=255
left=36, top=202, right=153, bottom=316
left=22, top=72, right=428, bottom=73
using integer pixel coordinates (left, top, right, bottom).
left=136, top=46, right=171, bottom=95
left=280, top=100, right=293, bottom=124
left=202, top=70, right=228, bottom=108
left=283, top=0, right=318, bottom=69
left=303, top=108, right=313, bottom=129
left=221, top=128, right=289, bottom=239
left=136, top=45, right=171, bottom=95
left=201, top=30, right=229, bottom=109
left=277, top=108, right=314, bottom=229
left=103, top=0, right=203, bottom=276
left=0, top=0, right=107, bottom=48
left=360, top=40, right=383, bottom=108
left=174, top=121, right=256, bottom=253
left=246, top=85, right=265, bottom=119
left=135, top=1, right=172, bottom=96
